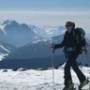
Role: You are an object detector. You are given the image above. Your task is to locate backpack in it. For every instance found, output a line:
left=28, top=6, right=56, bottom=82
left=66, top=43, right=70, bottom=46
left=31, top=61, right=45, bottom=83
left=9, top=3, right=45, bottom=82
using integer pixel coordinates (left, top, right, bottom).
left=74, top=27, right=87, bottom=53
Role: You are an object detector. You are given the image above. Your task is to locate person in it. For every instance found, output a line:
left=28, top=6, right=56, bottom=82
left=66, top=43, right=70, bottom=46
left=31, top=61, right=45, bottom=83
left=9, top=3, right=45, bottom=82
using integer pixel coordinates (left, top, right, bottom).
left=51, top=21, right=89, bottom=90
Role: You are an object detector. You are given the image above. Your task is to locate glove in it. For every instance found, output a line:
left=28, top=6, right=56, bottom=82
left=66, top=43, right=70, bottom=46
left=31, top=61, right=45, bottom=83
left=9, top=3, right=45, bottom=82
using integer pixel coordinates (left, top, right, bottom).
left=49, top=43, right=55, bottom=53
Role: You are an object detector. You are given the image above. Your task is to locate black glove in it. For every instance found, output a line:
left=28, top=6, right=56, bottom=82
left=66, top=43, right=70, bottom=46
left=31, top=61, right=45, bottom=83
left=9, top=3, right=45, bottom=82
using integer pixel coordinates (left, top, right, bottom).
left=49, top=43, right=55, bottom=53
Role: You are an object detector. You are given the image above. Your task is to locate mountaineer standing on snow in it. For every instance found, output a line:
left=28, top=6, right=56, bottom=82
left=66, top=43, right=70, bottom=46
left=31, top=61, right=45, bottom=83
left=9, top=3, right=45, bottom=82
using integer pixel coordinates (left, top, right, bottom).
left=51, top=21, right=89, bottom=90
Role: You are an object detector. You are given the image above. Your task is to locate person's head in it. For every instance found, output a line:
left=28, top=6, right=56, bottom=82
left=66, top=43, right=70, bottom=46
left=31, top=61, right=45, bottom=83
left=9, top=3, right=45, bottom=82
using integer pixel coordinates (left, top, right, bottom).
left=65, top=21, right=75, bottom=32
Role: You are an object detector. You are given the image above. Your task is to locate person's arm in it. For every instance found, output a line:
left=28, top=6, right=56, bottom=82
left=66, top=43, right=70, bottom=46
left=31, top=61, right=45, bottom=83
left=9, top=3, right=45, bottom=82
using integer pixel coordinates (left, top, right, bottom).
left=54, top=32, right=66, bottom=50
left=54, top=40, right=65, bottom=49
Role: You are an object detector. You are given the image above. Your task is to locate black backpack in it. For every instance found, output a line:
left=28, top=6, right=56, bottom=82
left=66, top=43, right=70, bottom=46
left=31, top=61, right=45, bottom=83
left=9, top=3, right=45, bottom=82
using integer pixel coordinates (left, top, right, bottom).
left=74, top=27, right=87, bottom=53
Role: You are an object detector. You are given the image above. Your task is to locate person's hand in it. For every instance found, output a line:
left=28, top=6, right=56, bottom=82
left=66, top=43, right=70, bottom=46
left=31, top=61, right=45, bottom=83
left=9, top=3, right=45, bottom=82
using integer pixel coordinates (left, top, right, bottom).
left=49, top=44, right=55, bottom=53
left=49, top=43, right=55, bottom=49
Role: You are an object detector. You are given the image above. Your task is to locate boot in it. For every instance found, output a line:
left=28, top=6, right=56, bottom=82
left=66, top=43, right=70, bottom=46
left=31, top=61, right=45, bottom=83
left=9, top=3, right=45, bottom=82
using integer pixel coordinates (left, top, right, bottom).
left=79, top=79, right=89, bottom=89
left=63, top=85, right=74, bottom=90
left=63, top=80, right=74, bottom=90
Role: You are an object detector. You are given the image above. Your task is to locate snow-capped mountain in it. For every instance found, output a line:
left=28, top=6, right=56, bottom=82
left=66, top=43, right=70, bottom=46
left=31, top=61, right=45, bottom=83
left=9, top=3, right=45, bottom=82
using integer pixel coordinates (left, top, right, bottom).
left=0, top=20, right=65, bottom=48
left=0, top=40, right=16, bottom=54
left=0, top=41, right=15, bottom=61
left=3, top=33, right=65, bottom=59
left=0, top=20, right=39, bottom=48
left=0, top=45, right=10, bottom=54
left=0, top=35, right=65, bottom=70
left=0, top=19, right=90, bottom=70
left=5, top=41, right=63, bottom=59
left=1, top=35, right=90, bottom=70
left=0, top=20, right=66, bottom=69
left=43, top=26, right=65, bottom=37
left=32, top=25, right=65, bottom=43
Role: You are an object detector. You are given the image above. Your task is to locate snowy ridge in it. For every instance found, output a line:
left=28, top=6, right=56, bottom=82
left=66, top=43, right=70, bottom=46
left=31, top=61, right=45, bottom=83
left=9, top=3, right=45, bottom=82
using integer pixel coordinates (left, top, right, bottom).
left=0, top=45, right=10, bottom=53
left=0, top=53, right=8, bottom=61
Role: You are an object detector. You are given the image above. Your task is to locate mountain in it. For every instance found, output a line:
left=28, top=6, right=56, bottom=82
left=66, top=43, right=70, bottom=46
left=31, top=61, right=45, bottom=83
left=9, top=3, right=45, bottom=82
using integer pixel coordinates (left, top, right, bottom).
left=0, top=35, right=65, bottom=70
left=0, top=20, right=65, bottom=48
left=0, top=20, right=39, bottom=48
left=1, top=34, right=90, bottom=70
left=0, top=45, right=9, bottom=54
left=31, top=25, right=65, bottom=43
left=0, top=20, right=90, bottom=70
left=42, top=26, right=65, bottom=38
left=3, top=32, right=65, bottom=60
left=0, top=40, right=16, bottom=51
left=0, top=40, right=16, bottom=54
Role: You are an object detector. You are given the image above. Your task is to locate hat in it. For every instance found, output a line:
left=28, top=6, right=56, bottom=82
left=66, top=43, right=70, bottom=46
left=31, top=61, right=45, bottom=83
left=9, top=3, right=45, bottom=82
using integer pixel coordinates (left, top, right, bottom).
left=65, top=21, right=75, bottom=28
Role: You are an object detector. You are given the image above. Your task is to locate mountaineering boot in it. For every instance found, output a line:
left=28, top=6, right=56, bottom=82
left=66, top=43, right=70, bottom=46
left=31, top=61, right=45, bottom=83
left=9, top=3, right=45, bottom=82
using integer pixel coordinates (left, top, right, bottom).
left=63, top=85, right=74, bottom=90
left=79, top=79, right=89, bottom=89
left=63, top=81, right=74, bottom=90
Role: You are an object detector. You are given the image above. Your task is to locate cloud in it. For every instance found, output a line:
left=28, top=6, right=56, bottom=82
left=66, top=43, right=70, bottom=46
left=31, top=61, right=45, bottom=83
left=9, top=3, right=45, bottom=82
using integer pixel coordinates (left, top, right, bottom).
left=0, top=10, right=90, bottom=15
left=0, top=10, right=90, bottom=28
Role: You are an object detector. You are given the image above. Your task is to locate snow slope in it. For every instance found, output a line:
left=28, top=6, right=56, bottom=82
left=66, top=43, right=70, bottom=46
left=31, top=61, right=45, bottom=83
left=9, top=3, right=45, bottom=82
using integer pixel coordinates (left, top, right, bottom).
left=0, top=65, right=90, bottom=90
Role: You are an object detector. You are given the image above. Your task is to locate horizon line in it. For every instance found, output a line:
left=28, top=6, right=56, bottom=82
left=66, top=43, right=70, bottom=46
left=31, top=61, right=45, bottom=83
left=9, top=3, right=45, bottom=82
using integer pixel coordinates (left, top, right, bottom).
left=0, top=9, right=90, bottom=16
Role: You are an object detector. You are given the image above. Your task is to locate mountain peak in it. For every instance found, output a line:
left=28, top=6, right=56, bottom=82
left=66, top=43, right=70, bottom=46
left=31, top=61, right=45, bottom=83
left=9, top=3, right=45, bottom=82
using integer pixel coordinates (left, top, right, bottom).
left=2, top=20, right=18, bottom=26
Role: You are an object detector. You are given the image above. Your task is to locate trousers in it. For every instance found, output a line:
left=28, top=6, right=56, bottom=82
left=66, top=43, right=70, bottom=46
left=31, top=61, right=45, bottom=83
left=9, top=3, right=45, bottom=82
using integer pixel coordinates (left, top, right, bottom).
left=64, top=51, right=86, bottom=86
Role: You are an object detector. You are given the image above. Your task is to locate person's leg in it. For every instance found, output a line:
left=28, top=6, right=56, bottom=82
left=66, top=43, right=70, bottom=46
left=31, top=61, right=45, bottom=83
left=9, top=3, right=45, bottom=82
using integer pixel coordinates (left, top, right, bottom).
left=72, top=60, right=89, bottom=89
left=70, top=52, right=86, bottom=83
left=64, top=60, right=73, bottom=87
left=72, top=60, right=86, bottom=83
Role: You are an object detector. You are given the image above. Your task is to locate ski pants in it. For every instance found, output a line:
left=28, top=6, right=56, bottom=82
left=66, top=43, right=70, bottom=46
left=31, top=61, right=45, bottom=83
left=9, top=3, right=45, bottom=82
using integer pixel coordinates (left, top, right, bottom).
left=64, top=51, right=86, bottom=86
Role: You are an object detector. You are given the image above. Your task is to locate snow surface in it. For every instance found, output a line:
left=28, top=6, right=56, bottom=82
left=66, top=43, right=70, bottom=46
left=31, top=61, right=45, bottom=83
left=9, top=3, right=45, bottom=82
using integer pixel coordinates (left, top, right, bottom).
left=0, top=65, right=90, bottom=90
left=0, top=53, right=8, bottom=61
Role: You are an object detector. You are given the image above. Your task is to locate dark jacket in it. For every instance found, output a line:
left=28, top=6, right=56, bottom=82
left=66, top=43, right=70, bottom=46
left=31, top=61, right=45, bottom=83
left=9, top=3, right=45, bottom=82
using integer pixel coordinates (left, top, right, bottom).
left=54, top=29, right=82, bottom=53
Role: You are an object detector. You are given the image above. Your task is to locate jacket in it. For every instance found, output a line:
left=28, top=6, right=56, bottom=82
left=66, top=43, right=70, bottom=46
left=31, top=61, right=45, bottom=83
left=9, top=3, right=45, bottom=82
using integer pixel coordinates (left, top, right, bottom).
left=54, top=29, right=82, bottom=52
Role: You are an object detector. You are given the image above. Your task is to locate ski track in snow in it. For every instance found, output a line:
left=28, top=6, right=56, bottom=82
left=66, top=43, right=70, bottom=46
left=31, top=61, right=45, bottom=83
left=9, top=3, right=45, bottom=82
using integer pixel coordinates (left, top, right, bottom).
left=0, top=66, right=90, bottom=90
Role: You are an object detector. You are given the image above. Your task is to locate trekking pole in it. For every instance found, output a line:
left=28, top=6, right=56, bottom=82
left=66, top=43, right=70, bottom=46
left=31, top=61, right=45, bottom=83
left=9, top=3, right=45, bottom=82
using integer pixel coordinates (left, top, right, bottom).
left=50, top=47, right=56, bottom=90
left=51, top=49, right=56, bottom=90
left=49, top=38, right=56, bottom=90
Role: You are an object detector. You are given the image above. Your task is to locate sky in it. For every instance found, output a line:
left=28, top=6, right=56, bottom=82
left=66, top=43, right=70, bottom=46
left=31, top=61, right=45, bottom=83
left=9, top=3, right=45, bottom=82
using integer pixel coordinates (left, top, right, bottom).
left=0, top=0, right=90, bottom=30
left=0, top=0, right=90, bottom=10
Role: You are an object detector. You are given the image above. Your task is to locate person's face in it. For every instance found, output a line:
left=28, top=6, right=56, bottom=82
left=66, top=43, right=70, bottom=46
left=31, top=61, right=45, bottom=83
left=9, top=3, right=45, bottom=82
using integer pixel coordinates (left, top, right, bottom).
left=66, top=25, right=73, bottom=33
